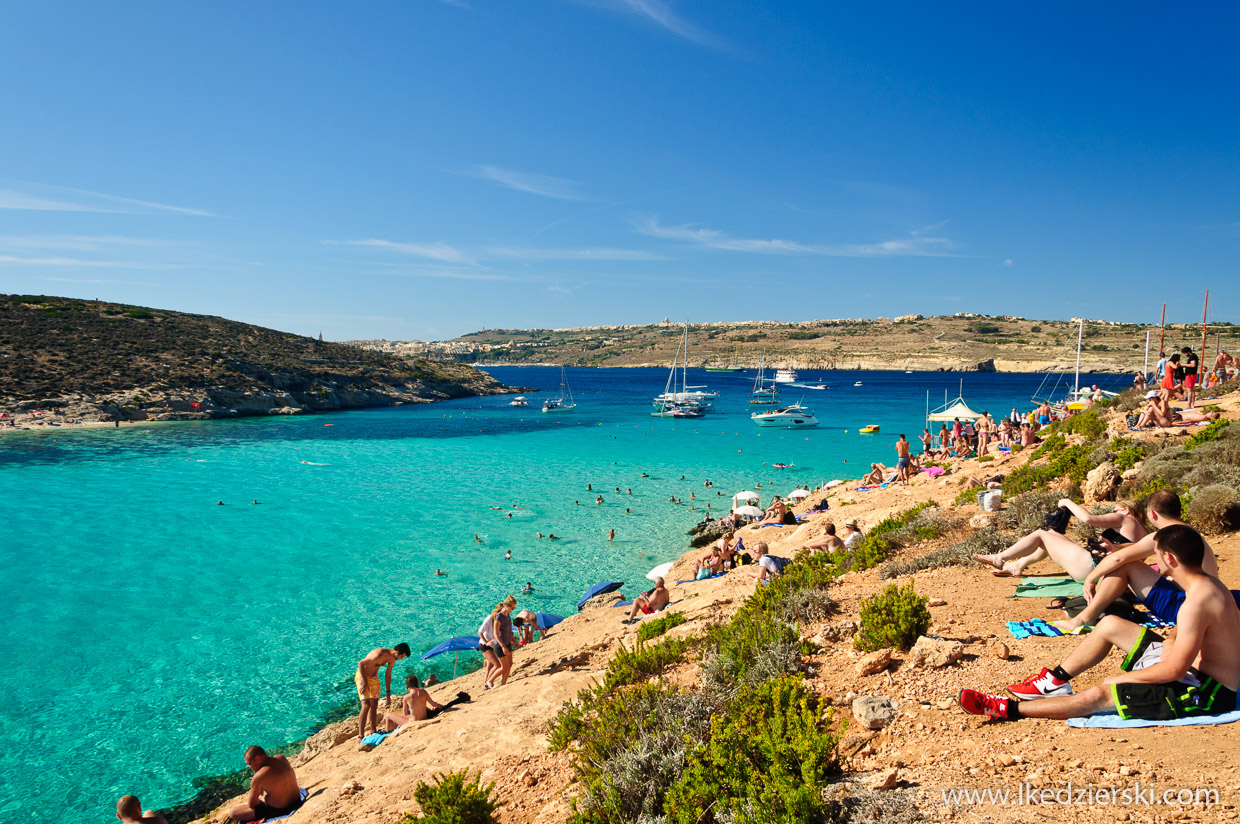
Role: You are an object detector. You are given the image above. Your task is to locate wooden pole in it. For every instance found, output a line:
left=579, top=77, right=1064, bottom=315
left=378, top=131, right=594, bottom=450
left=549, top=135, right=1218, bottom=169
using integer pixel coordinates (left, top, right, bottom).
left=1159, top=303, right=1167, bottom=354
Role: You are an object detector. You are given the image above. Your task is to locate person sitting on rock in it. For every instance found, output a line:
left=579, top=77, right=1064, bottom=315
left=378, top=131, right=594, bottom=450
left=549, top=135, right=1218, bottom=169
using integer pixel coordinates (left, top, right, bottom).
left=116, top=796, right=168, bottom=824
left=227, top=746, right=302, bottom=823
left=623, top=577, right=671, bottom=623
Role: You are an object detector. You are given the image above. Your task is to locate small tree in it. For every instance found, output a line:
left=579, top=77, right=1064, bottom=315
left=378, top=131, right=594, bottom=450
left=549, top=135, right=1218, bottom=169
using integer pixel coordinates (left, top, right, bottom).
left=855, top=581, right=931, bottom=651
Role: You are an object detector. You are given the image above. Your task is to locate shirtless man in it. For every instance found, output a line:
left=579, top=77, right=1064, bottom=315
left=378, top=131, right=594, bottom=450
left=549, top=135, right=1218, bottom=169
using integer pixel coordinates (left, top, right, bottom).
left=801, top=522, right=844, bottom=554
left=1058, top=492, right=1224, bottom=632
left=355, top=643, right=411, bottom=740
left=755, top=497, right=787, bottom=525
left=958, top=525, right=1240, bottom=724
left=623, top=577, right=671, bottom=623
left=227, top=746, right=302, bottom=823
left=973, top=497, right=1147, bottom=580
left=861, top=463, right=888, bottom=486
left=919, top=428, right=934, bottom=455
left=115, top=796, right=168, bottom=824
left=382, top=675, right=445, bottom=727
left=1214, top=349, right=1230, bottom=384
left=895, top=434, right=912, bottom=485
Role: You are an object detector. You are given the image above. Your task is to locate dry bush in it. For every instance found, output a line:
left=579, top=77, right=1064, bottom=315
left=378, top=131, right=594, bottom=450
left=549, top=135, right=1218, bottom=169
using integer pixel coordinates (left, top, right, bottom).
left=1185, top=485, right=1240, bottom=535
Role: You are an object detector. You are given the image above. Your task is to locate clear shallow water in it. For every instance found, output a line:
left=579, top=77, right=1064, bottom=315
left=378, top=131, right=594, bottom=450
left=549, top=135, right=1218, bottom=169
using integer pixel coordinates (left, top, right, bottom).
left=0, top=367, right=1070, bottom=821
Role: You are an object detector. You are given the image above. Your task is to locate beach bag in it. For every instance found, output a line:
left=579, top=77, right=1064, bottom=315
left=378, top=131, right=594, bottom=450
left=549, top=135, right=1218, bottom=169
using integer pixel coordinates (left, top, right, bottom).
left=1126, top=414, right=1141, bottom=427
left=1045, top=506, right=1071, bottom=534
left=767, top=555, right=792, bottom=574
left=978, top=490, right=1003, bottom=512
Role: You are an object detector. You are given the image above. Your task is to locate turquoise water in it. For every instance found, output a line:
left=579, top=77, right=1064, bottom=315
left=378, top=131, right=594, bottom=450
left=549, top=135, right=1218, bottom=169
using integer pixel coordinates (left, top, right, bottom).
left=0, top=367, right=1065, bottom=821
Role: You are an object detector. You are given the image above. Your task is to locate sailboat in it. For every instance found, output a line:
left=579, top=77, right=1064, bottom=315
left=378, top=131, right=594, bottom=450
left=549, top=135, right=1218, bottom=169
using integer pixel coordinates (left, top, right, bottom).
left=653, top=323, right=710, bottom=417
left=542, top=366, right=576, bottom=413
left=704, top=347, right=744, bottom=372
left=749, top=351, right=781, bottom=405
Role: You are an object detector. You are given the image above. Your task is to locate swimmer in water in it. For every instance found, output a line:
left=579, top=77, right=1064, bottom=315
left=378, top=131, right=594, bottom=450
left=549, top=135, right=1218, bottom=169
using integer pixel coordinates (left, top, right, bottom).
left=536, top=532, right=544, bottom=539
left=473, top=534, right=482, bottom=543
left=625, top=508, right=632, bottom=514
left=608, top=529, right=615, bottom=541
left=252, top=500, right=259, bottom=505
left=505, top=550, right=511, bottom=560
left=627, top=488, right=632, bottom=495
left=217, top=501, right=224, bottom=506
left=548, top=534, right=559, bottom=540
left=595, top=495, right=603, bottom=505
left=586, top=484, right=592, bottom=491
left=641, top=472, right=649, bottom=478
left=435, top=569, right=446, bottom=576
left=521, top=582, right=534, bottom=593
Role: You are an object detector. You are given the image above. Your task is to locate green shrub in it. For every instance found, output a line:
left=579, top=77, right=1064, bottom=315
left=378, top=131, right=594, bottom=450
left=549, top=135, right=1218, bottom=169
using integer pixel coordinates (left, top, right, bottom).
left=1114, top=445, right=1145, bottom=473
left=126, top=308, right=154, bottom=319
left=403, top=770, right=503, bottom=824
left=600, top=637, right=692, bottom=696
left=881, top=528, right=1008, bottom=580
left=1186, top=419, right=1231, bottom=450
left=1032, top=433, right=1067, bottom=459
left=977, top=454, right=994, bottom=463
left=954, top=486, right=980, bottom=507
left=845, top=502, right=934, bottom=571
left=1010, top=443, right=1024, bottom=453
left=636, top=611, right=687, bottom=642
left=1002, top=443, right=1094, bottom=495
left=855, top=581, right=931, bottom=651
left=1185, top=485, right=1240, bottom=535
left=666, top=677, right=841, bottom=824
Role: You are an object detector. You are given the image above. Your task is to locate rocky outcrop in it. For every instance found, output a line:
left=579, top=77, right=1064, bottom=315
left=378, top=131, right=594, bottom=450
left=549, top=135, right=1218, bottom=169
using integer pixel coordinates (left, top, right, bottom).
left=1084, top=461, right=1121, bottom=503
left=908, top=636, right=964, bottom=668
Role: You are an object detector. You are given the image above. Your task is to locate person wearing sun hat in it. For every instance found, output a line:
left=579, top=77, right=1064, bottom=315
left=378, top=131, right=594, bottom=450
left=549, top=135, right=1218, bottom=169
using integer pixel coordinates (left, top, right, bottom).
left=842, top=518, right=863, bottom=549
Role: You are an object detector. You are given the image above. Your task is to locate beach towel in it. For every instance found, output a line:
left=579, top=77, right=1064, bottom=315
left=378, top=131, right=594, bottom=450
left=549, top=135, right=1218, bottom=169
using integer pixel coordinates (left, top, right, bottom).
left=675, top=571, right=727, bottom=585
left=923, top=466, right=945, bottom=477
left=613, top=599, right=634, bottom=608
left=855, top=486, right=878, bottom=492
left=360, top=729, right=399, bottom=747
left=1006, top=619, right=1064, bottom=639
left=1067, top=710, right=1240, bottom=729
left=1012, top=577, right=1084, bottom=599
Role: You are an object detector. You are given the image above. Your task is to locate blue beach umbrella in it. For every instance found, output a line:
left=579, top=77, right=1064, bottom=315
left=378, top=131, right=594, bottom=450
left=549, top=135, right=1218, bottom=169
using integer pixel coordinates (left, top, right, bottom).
left=577, top=581, right=624, bottom=611
left=534, top=612, right=564, bottom=631
left=420, top=635, right=480, bottom=679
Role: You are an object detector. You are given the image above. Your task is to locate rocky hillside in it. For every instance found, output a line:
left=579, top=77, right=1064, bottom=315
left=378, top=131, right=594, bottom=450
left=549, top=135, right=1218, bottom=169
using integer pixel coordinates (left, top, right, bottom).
left=417, top=315, right=1236, bottom=373
left=0, top=295, right=511, bottom=422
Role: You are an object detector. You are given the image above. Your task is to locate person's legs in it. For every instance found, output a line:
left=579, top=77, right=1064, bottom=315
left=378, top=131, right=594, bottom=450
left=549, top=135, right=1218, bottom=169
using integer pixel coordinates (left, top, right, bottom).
left=383, top=711, right=411, bottom=731
left=359, top=698, right=378, bottom=738
left=976, top=530, right=1094, bottom=579
left=1011, top=685, right=1116, bottom=719
left=228, top=803, right=258, bottom=822
left=1057, top=572, right=1131, bottom=631
left=480, top=649, right=499, bottom=687
left=1056, top=615, right=1145, bottom=677
left=499, top=651, right=513, bottom=684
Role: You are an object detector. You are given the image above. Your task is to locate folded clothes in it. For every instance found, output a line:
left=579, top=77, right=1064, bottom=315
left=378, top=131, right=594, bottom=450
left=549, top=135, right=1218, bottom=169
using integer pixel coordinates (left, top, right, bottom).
left=1067, top=710, right=1240, bottom=729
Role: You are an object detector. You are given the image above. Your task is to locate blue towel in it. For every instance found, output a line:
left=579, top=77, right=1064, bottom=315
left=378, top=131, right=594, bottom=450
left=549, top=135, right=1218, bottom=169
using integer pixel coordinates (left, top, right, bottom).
left=1006, top=619, right=1063, bottom=639
left=360, top=729, right=398, bottom=747
left=675, top=571, right=728, bottom=585
left=1067, top=710, right=1240, bottom=729
left=613, top=599, right=634, bottom=608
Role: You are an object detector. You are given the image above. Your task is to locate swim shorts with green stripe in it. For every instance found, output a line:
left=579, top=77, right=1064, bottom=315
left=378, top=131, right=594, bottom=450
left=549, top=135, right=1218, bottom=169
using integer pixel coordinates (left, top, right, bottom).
left=1111, top=627, right=1238, bottom=721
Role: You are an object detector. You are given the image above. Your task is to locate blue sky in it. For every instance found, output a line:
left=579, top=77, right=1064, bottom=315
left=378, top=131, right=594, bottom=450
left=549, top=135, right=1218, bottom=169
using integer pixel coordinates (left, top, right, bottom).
left=1, top=1, right=1236, bottom=340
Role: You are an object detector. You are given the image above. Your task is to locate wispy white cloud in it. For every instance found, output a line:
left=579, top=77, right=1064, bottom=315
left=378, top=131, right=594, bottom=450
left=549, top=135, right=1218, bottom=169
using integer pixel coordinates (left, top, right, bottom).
left=483, top=245, right=666, bottom=261
left=324, top=239, right=475, bottom=265
left=635, top=216, right=962, bottom=258
left=547, top=282, right=575, bottom=295
left=0, top=234, right=176, bottom=252
left=579, top=0, right=729, bottom=51
left=455, top=165, right=589, bottom=201
left=0, top=254, right=179, bottom=270
left=0, top=183, right=212, bottom=216
left=368, top=265, right=514, bottom=282
left=1003, top=259, right=1014, bottom=267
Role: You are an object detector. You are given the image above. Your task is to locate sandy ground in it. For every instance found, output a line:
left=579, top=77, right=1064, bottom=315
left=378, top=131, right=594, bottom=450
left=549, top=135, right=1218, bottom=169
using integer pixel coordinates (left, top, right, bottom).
left=172, top=387, right=1240, bottom=823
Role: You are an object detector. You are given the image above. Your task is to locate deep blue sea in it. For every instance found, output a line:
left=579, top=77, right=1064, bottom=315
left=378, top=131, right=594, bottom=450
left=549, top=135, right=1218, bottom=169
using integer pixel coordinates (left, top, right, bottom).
left=0, top=366, right=1115, bottom=821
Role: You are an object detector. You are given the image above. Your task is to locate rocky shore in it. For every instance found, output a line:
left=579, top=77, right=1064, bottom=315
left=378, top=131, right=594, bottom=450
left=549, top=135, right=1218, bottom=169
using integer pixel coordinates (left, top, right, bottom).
left=186, top=391, right=1240, bottom=824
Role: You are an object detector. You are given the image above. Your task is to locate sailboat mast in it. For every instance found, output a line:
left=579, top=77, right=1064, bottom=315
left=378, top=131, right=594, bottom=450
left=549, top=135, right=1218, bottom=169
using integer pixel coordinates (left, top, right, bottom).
left=1201, top=291, right=1209, bottom=380
left=1143, top=330, right=1151, bottom=379
left=1074, top=320, right=1083, bottom=395
left=682, top=322, right=689, bottom=394
left=1158, top=304, right=1166, bottom=355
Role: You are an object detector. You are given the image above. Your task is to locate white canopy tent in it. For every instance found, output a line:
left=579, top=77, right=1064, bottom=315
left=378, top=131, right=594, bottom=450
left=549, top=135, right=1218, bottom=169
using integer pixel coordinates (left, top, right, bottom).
left=927, top=396, right=983, bottom=424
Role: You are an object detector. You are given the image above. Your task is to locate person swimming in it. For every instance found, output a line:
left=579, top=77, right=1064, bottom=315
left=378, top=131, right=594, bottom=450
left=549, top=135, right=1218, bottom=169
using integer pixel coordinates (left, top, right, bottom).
left=435, top=569, right=447, bottom=576
left=521, top=582, right=534, bottom=593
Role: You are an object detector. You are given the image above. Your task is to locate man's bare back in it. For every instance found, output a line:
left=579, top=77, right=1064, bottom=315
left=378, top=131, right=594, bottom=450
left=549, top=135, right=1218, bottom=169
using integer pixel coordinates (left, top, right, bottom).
left=251, top=754, right=300, bottom=810
left=1171, top=572, right=1240, bottom=691
left=358, top=647, right=397, bottom=678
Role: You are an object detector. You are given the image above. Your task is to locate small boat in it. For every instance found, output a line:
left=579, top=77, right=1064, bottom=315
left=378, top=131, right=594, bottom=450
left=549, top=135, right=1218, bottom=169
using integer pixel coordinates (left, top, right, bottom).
left=509, top=396, right=528, bottom=407
left=653, top=322, right=713, bottom=416
left=542, top=367, right=576, bottom=413
left=859, top=425, right=880, bottom=434
left=853, top=381, right=863, bottom=387
left=751, top=403, right=819, bottom=428
left=774, top=368, right=798, bottom=384
left=749, top=352, right=781, bottom=405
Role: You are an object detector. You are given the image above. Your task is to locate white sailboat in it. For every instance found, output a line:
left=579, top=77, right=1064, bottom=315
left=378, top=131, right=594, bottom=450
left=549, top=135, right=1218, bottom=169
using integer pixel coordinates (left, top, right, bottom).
left=542, top=367, right=576, bottom=413
left=749, top=351, right=781, bottom=405
left=652, top=323, right=711, bottom=417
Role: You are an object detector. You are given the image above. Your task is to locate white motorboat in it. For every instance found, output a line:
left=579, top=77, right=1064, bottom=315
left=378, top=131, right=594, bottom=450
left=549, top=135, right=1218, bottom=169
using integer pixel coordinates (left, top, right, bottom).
left=774, top=368, right=798, bottom=384
left=751, top=403, right=819, bottom=428
left=509, top=395, right=528, bottom=407
left=542, top=367, right=576, bottom=413
left=853, top=381, right=863, bottom=387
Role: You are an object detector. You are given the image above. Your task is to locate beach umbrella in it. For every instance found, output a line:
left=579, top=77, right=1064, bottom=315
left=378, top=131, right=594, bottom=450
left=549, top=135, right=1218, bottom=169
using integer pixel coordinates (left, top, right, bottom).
left=788, top=489, right=811, bottom=500
left=733, top=505, right=764, bottom=518
left=647, top=561, right=674, bottom=581
left=577, top=581, right=624, bottom=611
left=734, top=490, right=760, bottom=500
left=534, top=612, right=564, bottom=631
left=420, top=635, right=479, bottom=679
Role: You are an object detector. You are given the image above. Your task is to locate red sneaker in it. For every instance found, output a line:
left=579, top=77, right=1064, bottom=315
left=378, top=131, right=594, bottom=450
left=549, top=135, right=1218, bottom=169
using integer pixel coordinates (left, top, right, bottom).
left=1008, top=668, right=1073, bottom=699
left=957, top=689, right=1014, bottom=720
